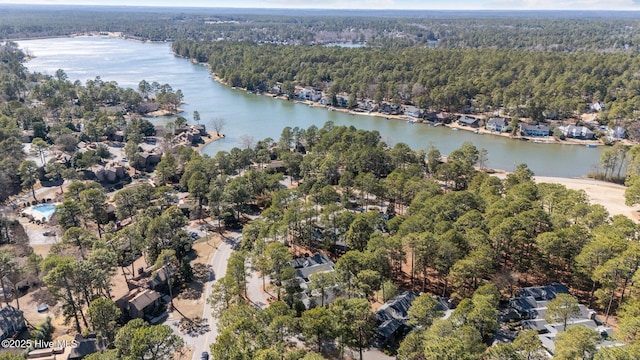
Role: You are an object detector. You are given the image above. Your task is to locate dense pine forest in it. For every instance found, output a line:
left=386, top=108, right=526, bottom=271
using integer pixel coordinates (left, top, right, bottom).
left=173, top=41, right=640, bottom=128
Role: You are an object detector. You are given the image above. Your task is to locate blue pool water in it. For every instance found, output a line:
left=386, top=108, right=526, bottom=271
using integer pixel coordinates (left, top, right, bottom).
left=31, top=204, right=57, bottom=220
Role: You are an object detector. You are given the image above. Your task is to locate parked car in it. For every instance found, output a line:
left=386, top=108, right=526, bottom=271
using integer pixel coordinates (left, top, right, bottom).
left=190, top=232, right=200, bottom=240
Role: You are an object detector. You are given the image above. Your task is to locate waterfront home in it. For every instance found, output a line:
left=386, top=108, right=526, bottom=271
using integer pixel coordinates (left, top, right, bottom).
left=336, top=95, right=349, bottom=108
left=458, top=115, right=480, bottom=128
left=0, top=305, right=25, bottom=340
left=357, top=100, right=377, bottom=112
left=380, top=102, right=401, bottom=115
left=520, top=123, right=550, bottom=137
left=486, top=117, right=510, bottom=132
left=609, top=126, right=627, bottom=139
left=558, top=125, right=595, bottom=140
left=298, top=88, right=322, bottom=102
left=404, top=106, right=422, bottom=118
left=270, top=83, right=282, bottom=95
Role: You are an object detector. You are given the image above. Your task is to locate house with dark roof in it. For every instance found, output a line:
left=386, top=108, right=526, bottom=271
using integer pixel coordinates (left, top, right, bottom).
left=288, top=253, right=338, bottom=309
left=148, top=265, right=175, bottom=294
left=68, top=334, right=108, bottom=360
left=518, top=283, right=569, bottom=301
left=458, top=115, right=480, bottom=128
left=486, top=117, right=510, bottom=133
left=375, top=292, right=419, bottom=347
left=507, top=283, right=620, bottom=357
left=520, top=123, right=550, bottom=137
left=116, top=288, right=162, bottom=320
left=0, top=305, right=25, bottom=340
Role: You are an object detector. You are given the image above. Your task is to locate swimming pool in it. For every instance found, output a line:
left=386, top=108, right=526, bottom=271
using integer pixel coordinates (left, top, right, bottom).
left=31, top=204, right=57, bottom=220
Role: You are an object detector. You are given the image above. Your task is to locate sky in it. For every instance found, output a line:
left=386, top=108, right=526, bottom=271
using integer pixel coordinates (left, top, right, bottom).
left=2, top=0, right=640, bottom=10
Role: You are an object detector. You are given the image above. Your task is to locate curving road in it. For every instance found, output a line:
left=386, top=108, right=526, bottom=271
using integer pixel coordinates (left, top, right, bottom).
left=176, top=232, right=239, bottom=360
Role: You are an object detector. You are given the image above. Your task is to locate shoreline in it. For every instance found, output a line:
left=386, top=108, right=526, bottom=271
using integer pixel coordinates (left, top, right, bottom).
left=209, top=74, right=611, bottom=148
left=196, top=131, right=224, bottom=154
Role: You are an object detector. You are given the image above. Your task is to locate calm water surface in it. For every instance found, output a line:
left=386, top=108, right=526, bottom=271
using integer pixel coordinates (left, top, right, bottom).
left=19, top=37, right=603, bottom=177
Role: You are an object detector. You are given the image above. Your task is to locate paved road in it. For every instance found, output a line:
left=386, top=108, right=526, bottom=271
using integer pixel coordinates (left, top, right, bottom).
left=188, top=232, right=239, bottom=360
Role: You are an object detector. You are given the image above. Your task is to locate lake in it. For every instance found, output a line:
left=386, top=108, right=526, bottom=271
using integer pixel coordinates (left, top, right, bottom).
left=18, top=36, right=603, bottom=177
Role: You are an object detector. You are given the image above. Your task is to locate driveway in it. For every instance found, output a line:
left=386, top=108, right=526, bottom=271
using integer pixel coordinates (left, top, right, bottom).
left=246, top=262, right=272, bottom=310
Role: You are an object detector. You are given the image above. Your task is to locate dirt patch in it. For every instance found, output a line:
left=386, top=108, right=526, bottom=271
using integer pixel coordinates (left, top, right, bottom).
left=172, top=234, right=222, bottom=321
left=175, top=346, right=193, bottom=360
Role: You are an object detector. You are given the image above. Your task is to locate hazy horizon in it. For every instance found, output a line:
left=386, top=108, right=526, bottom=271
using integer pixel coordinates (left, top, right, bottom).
left=1, top=0, right=640, bottom=10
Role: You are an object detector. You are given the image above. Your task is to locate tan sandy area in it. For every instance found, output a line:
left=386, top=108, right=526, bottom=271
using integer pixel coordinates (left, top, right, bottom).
left=195, top=132, right=224, bottom=154
left=533, top=176, right=639, bottom=222
left=171, top=231, right=223, bottom=320
left=493, top=173, right=639, bottom=222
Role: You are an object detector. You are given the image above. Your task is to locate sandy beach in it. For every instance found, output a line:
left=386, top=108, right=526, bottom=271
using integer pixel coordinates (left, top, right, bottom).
left=196, top=131, right=224, bottom=153
left=535, top=176, right=638, bottom=221
left=493, top=173, right=639, bottom=222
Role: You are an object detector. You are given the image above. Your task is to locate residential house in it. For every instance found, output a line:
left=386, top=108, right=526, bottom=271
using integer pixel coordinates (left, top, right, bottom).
left=458, top=115, right=480, bottom=128
left=558, top=125, right=595, bottom=140
left=520, top=123, right=550, bottom=137
left=116, top=288, right=162, bottom=320
left=139, top=148, right=163, bottom=170
left=193, top=124, right=207, bottom=137
left=289, top=253, right=338, bottom=309
left=486, top=117, right=510, bottom=133
left=508, top=284, right=620, bottom=357
left=0, top=305, right=25, bottom=340
left=375, top=292, right=418, bottom=347
left=148, top=265, right=175, bottom=294
left=270, top=83, right=282, bottom=96
left=95, top=163, right=126, bottom=183
left=112, top=131, right=125, bottom=143
left=379, top=102, right=401, bottom=115
left=357, top=100, right=377, bottom=112
left=298, top=88, right=322, bottom=102
left=375, top=292, right=453, bottom=347
left=335, top=95, right=349, bottom=108
left=68, top=334, right=108, bottom=360
left=404, top=106, right=422, bottom=118
left=590, top=101, right=605, bottom=112
left=610, top=126, right=627, bottom=139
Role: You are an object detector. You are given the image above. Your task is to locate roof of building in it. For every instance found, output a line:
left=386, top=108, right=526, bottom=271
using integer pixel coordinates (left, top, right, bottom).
left=129, top=289, right=161, bottom=311
left=290, top=253, right=334, bottom=269
left=375, top=291, right=419, bottom=345
left=520, top=123, right=550, bottom=133
left=518, top=283, right=569, bottom=301
left=376, top=291, right=418, bottom=324
left=68, top=334, right=107, bottom=360
left=296, top=263, right=334, bottom=282
left=487, top=117, right=508, bottom=127
left=0, top=305, right=24, bottom=338
left=458, top=115, right=479, bottom=125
